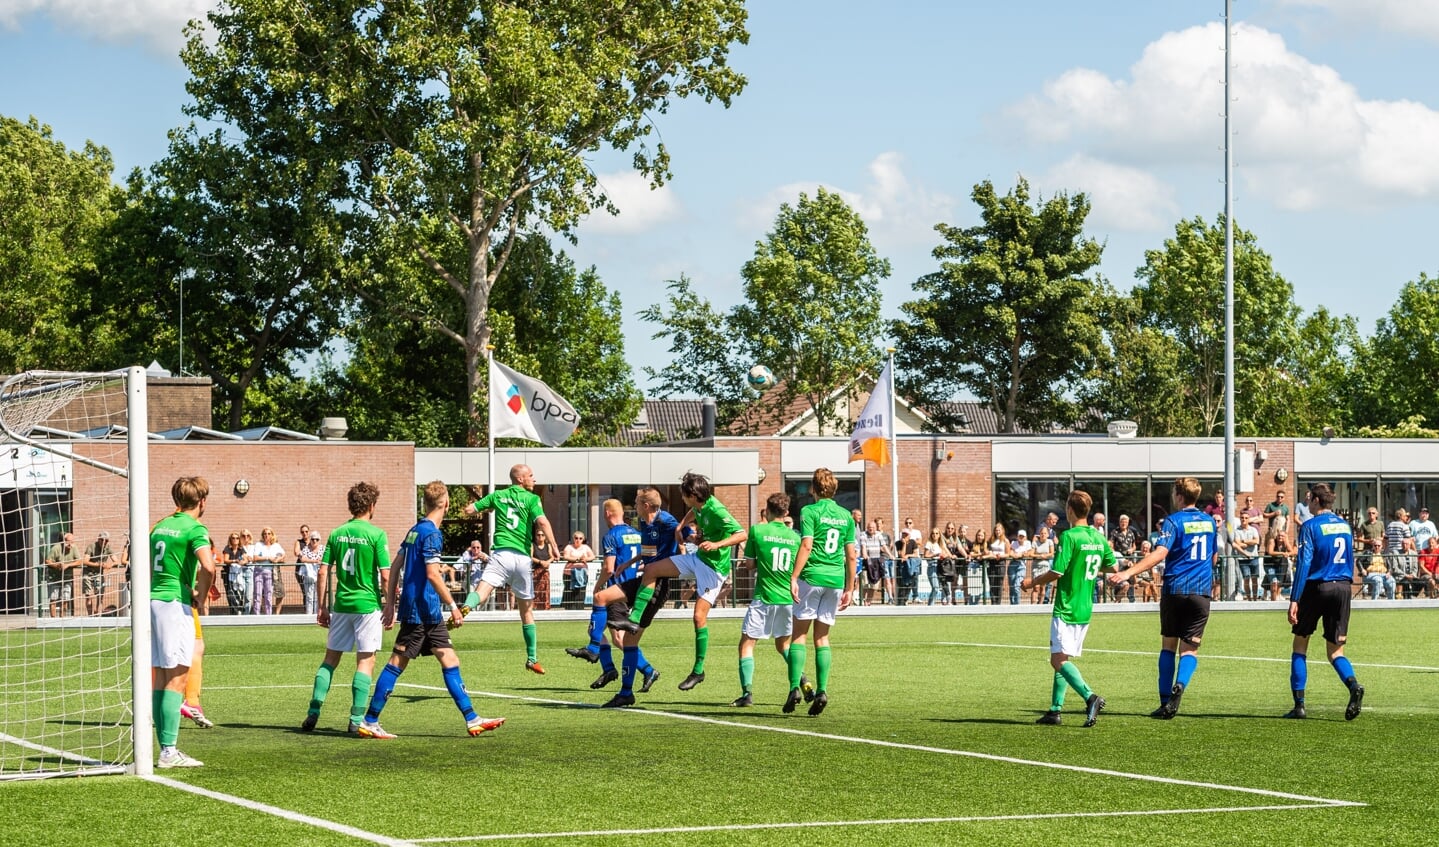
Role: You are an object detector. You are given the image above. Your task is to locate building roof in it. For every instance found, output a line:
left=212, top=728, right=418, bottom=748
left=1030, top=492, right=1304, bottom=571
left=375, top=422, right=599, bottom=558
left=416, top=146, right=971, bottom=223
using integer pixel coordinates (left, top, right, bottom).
left=605, top=399, right=706, bottom=446
left=933, top=402, right=1078, bottom=436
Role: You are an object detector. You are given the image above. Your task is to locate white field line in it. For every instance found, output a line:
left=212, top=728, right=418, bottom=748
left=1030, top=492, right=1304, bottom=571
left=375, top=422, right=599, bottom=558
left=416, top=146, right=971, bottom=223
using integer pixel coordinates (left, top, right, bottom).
left=409, top=803, right=1345, bottom=843
left=0, top=730, right=124, bottom=776
left=400, top=683, right=1364, bottom=809
left=146, top=775, right=414, bottom=846
left=928, top=641, right=1439, bottom=672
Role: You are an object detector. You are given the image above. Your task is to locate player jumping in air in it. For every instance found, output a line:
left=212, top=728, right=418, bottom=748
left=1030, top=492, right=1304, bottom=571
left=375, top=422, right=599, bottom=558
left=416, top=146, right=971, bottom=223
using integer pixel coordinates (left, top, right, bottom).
left=1109, top=477, right=1217, bottom=719
left=462, top=464, right=557, bottom=674
left=614, top=472, right=746, bottom=692
left=1023, top=489, right=1115, bottom=726
left=1285, top=483, right=1365, bottom=720
left=357, top=481, right=504, bottom=739
left=301, top=481, right=390, bottom=734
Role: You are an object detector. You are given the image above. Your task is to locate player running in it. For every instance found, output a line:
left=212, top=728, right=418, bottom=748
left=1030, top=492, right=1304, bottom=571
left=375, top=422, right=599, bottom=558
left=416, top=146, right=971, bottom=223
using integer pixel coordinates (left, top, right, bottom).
left=1109, top=477, right=1217, bottom=719
left=301, top=481, right=390, bottom=734
left=616, top=472, right=747, bottom=692
left=1284, top=483, right=1365, bottom=720
left=733, top=493, right=805, bottom=708
left=462, top=464, right=557, bottom=674
left=357, top=481, right=504, bottom=739
left=1023, top=490, right=1115, bottom=726
left=783, top=468, right=856, bottom=716
left=149, top=476, right=217, bottom=768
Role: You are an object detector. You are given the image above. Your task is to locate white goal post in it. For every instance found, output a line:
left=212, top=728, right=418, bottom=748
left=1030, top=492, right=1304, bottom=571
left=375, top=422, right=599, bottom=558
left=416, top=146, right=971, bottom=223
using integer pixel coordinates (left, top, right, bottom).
left=0, top=367, right=151, bottom=779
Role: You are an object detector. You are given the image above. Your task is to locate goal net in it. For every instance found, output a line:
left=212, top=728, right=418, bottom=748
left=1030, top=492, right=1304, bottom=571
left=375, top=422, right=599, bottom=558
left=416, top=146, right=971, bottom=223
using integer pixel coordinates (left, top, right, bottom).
left=0, top=369, right=150, bottom=780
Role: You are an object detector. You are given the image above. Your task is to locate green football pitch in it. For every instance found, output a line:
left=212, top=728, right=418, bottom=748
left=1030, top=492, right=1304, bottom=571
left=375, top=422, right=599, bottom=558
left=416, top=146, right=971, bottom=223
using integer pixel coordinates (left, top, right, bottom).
left=5, top=607, right=1436, bottom=846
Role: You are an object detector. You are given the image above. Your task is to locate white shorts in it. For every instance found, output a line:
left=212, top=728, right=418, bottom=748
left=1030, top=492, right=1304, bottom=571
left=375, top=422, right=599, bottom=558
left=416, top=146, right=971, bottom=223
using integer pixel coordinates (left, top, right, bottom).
left=478, top=550, right=535, bottom=600
left=741, top=603, right=793, bottom=640
left=793, top=580, right=840, bottom=625
left=151, top=599, right=196, bottom=669
left=670, top=553, right=727, bottom=606
left=1050, top=618, right=1089, bottom=657
left=327, top=611, right=383, bottom=653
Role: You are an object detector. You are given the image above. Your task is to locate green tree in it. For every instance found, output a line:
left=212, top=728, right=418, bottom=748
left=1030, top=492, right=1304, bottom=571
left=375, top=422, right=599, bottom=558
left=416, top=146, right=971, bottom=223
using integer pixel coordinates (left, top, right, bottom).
left=731, top=188, right=889, bottom=434
left=1353, top=273, right=1439, bottom=428
left=0, top=116, right=124, bottom=372
left=894, top=177, right=1106, bottom=434
left=1108, top=215, right=1353, bottom=437
left=100, top=130, right=350, bottom=430
left=637, top=276, right=747, bottom=430
left=182, top=0, right=748, bottom=441
left=312, top=235, right=638, bottom=446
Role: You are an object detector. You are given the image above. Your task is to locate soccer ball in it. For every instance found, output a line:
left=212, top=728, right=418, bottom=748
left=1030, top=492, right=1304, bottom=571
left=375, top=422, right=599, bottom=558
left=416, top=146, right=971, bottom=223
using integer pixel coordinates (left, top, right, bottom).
left=746, top=365, right=776, bottom=391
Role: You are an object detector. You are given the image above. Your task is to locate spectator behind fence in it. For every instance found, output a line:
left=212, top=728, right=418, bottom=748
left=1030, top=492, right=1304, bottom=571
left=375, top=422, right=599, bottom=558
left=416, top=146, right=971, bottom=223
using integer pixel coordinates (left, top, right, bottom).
left=1136, top=540, right=1159, bottom=601
left=857, top=520, right=886, bottom=605
left=872, top=518, right=897, bottom=604
left=1384, top=509, right=1417, bottom=597
left=298, top=531, right=324, bottom=615
left=986, top=524, right=1009, bottom=606
left=1264, top=489, right=1290, bottom=534
left=1109, top=515, right=1141, bottom=603
left=82, top=531, right=114, bottom=616
left=924, top=529, right=949, bottom=606
left=1419, top=537, right=1439, bottom=598
left=531, top=527, right=559, bottom=611
left=561, top=532, right=595, bottom=610
left=1409, top=507, right=1436, bottom=556
left=459, top=539, right=487, bottom=594
left=45, top=532, right=80, bottom=618
left=221, top=533, right=248, bottom=613
left=1232, top=518, right=1262, bottom=601
left=898, top=517, right=922, bottom=605
left=1029, top=525, right=1055, bottom=604
left=1008, top=529, right=1032, bottom=605
left=1263, top=525, right=1295, bottom=601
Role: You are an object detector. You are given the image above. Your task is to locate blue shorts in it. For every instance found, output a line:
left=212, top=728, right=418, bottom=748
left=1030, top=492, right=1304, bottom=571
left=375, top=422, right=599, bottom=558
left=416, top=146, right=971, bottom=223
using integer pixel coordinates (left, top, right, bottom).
left=1238, top=559, right=1260, bottom=578
left=882, top=559, right=896, bottom=579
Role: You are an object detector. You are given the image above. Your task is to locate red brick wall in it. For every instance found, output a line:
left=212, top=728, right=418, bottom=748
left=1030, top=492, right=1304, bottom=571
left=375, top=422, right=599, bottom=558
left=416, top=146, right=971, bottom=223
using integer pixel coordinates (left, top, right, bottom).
left=863, top=439, right=992, bottom=534
left=76, top=441, right=417, bottom=554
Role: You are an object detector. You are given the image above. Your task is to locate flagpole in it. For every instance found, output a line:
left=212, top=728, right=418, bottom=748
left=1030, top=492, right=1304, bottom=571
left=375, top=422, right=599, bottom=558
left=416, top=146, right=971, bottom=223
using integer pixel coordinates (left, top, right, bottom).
left=486, top=344, right=497, bottom=552
left=887, top=347, right=899, bottom=553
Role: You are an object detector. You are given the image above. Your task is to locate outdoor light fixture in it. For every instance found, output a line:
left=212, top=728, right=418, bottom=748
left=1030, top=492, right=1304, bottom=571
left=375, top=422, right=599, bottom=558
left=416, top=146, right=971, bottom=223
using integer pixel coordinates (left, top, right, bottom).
left=233, top=479, right=250, bottom=497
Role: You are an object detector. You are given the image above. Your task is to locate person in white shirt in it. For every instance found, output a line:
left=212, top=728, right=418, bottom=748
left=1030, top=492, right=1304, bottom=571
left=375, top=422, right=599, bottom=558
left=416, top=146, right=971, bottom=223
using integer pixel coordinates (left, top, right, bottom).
left=459, top=539, right=488, bottom=592
left=1231, top=520, right=1262, bottom=601
left=1409, top=507, right=1437, bottom=554
left=1029, top=525, right=1055, bottom=604
left=560, top=532, right=596, bottom=609
left=1008, top=529, right=1033, bottom=605
left=250, top=527, right=287, bottom=615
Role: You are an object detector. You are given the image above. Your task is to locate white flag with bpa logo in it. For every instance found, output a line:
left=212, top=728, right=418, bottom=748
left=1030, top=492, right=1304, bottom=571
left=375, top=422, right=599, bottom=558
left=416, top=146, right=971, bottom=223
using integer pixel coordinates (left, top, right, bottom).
left=489, top=359, right=580, bottom=446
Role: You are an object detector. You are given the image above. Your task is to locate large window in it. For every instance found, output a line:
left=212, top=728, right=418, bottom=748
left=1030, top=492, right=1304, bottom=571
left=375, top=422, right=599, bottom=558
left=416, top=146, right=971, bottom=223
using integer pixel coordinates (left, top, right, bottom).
left=1380, top=478, right=1439, bottom=522
left=785, top=475, right=862, bottom=519
left=995, top=479, right=1069, bottom=537
left=1074, top=478, right=1151, bottom=536
left=1296, top=477, right=1376, bottom=527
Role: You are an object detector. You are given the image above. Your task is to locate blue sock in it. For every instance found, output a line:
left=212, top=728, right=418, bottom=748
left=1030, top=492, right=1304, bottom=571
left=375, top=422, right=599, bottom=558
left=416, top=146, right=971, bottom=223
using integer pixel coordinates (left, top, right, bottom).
left=365, top=663, right=402, bottom=722
left=442, top=665, right=477, bottom=722
left=588, top=606, right=608, bottom=651
left=598, top=643, right=616, bottom=674
left=1176, top=653, right=1198, bottom=688
left=621, top=646, right=639, bottom=696
left=1158, top=649, right=1176, bottom=702
left=1290, top=652, right=1308, bottom=694
left=636, top=647, right=654, bottom=676
left=1331, top=655, right=1357, bottom=687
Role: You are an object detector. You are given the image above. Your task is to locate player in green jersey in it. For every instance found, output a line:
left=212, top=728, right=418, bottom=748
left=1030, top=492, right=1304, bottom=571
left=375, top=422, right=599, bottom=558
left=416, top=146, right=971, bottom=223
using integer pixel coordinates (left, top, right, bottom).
left=1022, top=489, right=1116, bottom=727
left=462, top=464, right=557, bottom=674
left=618, top=471, right=747, bottom=691
left=301, top=482, right=390, bottom=733
left=732, top=493, right=804, bottom=707
left=784, top=468, right=857, bottom=716
left=149, top=476, right=216, bottom=768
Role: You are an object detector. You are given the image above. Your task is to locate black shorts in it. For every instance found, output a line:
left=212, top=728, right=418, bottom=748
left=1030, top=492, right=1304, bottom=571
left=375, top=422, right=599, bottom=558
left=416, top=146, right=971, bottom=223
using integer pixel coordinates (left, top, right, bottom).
left=863, top=558, right=885, bottom=584
left=1159, top=593, right=1212, bottom=644
left=1292, top=580, right=1351, bottom=644
left=392, top=622, right=453, bottom=658
left=623, top=575, right=671, bottom=629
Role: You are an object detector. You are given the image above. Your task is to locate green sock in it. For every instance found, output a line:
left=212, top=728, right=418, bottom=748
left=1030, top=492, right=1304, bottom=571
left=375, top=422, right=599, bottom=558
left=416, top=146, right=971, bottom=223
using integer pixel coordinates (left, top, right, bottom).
left=739, top=656, right=754, bottom=693
left=522, top=623, right=538, bottom=663
left=1051, top=671, right=1067, bottom=711
left=1059, top=661, right=1092, bottom=700
left=152, top=690, right=164, bottom=736
left=693, top=626, right=709, bottom=675
left=159, top=689, right=183, bottom=747
left=350, top=671, right=371, bottom=724
left=788, top=643, right=807, bottom=690
left=629, top=585, right=655, bottom=623
left=815, top=645, right=832, bottom=692
left=309, top=662, right=335, bottom=716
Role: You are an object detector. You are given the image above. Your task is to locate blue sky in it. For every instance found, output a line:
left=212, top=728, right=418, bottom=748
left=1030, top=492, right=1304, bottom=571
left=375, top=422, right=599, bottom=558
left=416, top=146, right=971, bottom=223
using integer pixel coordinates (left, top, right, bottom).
left=4, top=0, right=1438, bottom=392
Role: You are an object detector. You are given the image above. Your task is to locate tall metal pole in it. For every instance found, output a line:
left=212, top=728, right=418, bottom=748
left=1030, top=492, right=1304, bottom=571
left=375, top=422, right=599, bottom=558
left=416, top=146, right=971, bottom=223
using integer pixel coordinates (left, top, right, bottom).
left=887, top=348, right=899, bottom=557
left=1223, top=0, right=1238, bottom=548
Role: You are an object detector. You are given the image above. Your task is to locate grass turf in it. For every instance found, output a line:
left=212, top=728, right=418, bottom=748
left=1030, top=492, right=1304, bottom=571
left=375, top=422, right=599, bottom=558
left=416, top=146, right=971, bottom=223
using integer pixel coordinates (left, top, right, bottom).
left=3, top=607, right=1436, bottom=846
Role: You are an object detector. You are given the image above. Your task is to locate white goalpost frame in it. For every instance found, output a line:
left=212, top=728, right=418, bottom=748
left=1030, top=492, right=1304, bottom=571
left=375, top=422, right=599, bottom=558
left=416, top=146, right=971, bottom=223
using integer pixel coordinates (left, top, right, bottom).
left=127, top=365, right=153, bottom=776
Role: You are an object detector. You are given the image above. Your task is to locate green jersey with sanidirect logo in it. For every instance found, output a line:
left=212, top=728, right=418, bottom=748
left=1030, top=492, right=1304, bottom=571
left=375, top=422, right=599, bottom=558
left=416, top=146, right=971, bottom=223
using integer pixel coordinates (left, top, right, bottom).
left=743, top=520, right=803, bottom=605
left=472, top=485, right=544, bottom=554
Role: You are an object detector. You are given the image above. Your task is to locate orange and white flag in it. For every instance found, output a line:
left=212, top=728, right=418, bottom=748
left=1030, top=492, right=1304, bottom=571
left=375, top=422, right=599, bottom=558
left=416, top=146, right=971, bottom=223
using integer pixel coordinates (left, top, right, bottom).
left=848, top=360, right=893, bottom=466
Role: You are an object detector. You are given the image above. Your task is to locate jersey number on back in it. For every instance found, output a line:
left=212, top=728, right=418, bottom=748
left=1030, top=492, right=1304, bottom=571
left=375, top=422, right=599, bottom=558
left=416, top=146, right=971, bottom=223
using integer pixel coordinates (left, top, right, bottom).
left=822, top=528, right=841, bottom=554
left=1189, top=535, right=1209, bottom=561
left=341, top=548, right=357, bottom=575
left=770, top=547, right=793, bottom=573
left=1332, top=536, right=1349, bottom=565
left=152, top=540, right=166, bottom=572
left=1084, top=553, right=1102, bottom=580
left=504, top=507, right=520, bottom=530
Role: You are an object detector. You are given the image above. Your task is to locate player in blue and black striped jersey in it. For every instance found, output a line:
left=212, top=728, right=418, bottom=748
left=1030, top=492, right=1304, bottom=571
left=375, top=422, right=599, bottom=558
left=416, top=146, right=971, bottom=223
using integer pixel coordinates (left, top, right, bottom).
left=1284, top=483, right=1365, bottom=720
left=1110, top=477, right=1216, bottom=719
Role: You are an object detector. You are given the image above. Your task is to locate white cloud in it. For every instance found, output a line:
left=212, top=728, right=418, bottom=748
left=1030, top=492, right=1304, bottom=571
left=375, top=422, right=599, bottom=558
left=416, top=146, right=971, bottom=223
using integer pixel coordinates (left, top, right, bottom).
left=580, top=171, right=683, bottom=236
left=1004, top=21, right=1439, bottom=211
left=741, top=152, right=954, bottom=247
left=0, top=0, right=211, bottom=53
left=1036, top=154, right=1179, bottom=232
left=1275, top=0, right=1439, bottom=42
